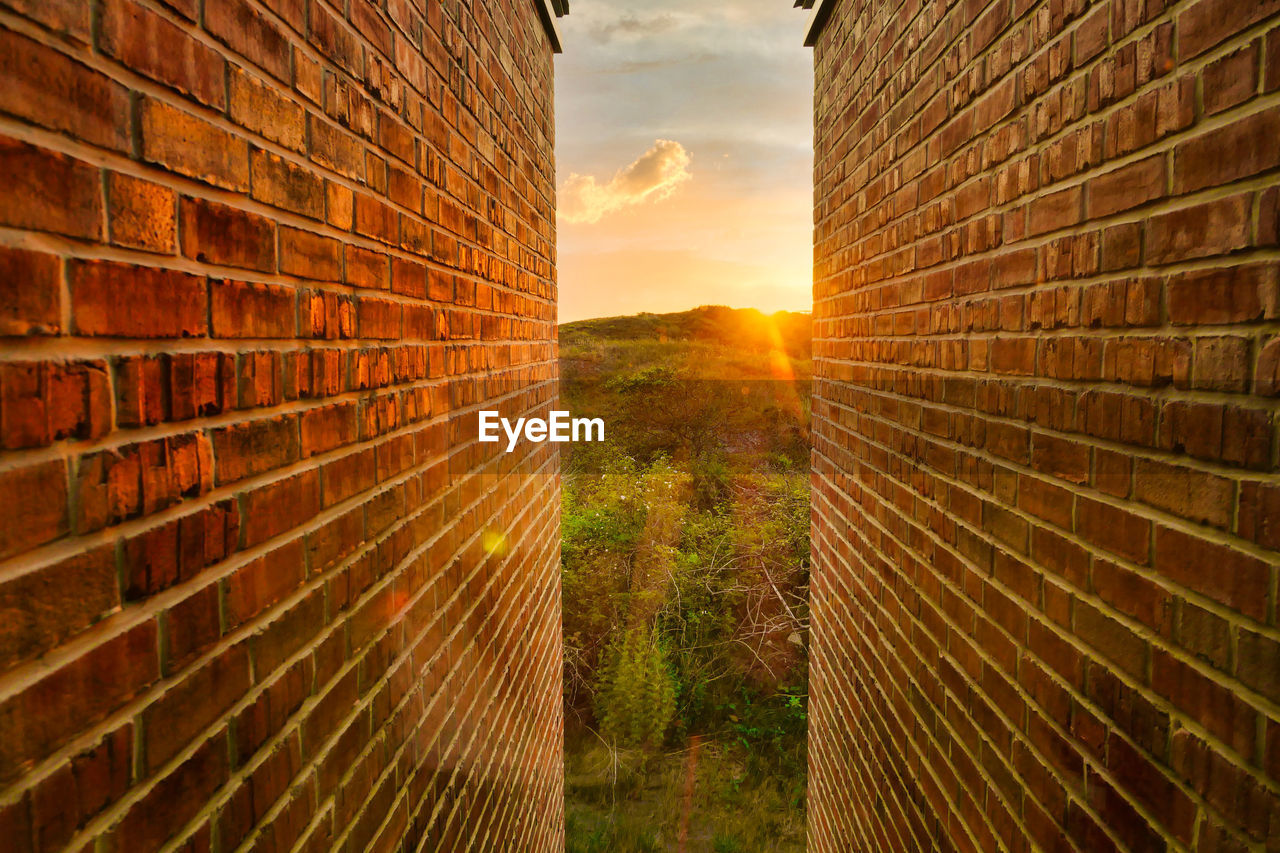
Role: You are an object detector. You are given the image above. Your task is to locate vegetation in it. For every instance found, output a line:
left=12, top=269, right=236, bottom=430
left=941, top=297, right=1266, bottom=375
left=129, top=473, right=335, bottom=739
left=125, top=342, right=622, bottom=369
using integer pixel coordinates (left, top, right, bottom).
left=560, top=306, right=812, bottom=851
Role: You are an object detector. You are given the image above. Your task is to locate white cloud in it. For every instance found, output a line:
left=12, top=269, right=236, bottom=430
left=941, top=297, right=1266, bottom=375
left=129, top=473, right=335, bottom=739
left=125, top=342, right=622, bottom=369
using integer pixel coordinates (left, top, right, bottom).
left=559, top=139, right=692, bottom=224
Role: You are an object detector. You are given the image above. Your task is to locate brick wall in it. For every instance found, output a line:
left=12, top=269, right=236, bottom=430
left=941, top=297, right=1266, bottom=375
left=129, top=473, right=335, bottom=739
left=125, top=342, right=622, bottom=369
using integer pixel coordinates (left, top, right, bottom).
left=809, top=0, right=1280, bottom=850
left=0, top=1, right=563, bottom=851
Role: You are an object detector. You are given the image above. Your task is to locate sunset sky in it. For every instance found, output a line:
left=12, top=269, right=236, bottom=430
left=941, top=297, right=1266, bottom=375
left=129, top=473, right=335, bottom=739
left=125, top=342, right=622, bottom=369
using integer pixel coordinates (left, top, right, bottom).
left=554, top=2, right=814, bottom=323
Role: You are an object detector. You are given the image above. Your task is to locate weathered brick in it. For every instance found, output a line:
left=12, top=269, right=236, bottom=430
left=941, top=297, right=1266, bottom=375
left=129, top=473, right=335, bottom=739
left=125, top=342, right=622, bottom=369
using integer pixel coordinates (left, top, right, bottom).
left=0, top=544, right=118, bottom=673
left=224, top=539, right=306, bottom=629
left=139, top=98, right=250, bottom=191
left=77, top=433, right=214, bottom=533
left=210, top=279, right=297, bottom=338
left=70, top=259, right=207, bottom=337
left=0, top=621, right=158, bottom=786
left=1146, top=195, right=1252, bottom=265
left=230, top=66, right=306, bottom=151
left=180, top=196, right=276, bottom=272
left=241, top=470, right=321, bottom=547
left=279, top=226, right=342, bottom=280
left=1086, top=154, right=1165, bottom=218
left=122, top=500, right=239, bottom=598
left=102, top=732, right=227, bottom=852
left=0, top=0, right=91, bottom=39
left=0, top=1, right=564, bottom=851
left=1167, top=263, right=1279, bottom=325
left=205, top=0, right=291, bottom=81
left=0, top=460, right=68, bottom=559
left=1172, top=107, right=1280, bottom=195
left=300, top=402, right=358, bottom=457
left=107, top=172, right=178, bottom=253
left=0, top=360, right=111, bottom=448
left=143, top=644, right=250, bottom=772
left=210, top=415, right=301, bottom=485
left=251, top=148, right=323, bottom=219
left=0, top=246, right=61, bottom=336
left=99, top=0, right=225, bottom=109
left=0, top=136, right=103, bottom=240
left=0, top=26, right=130, bottom=151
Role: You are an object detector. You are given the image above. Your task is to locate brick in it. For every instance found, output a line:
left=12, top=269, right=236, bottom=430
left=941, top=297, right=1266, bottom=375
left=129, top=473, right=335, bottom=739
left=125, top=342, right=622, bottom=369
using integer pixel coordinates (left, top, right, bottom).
left=0, top=1, right=560, bottom=850
left=140, top=98, right=250, bottom=191
left=1076, top=497, right=1151, bottom=564
left=237, top=349, right=284, bottom=409
left=114, top=355, right=165, bottom=427
left=205, top=0, right=291, bottom=81
left=345, top=244, right=390, bottom=290
left=165, top=584, right=222, bottom=670
left=326, top=180, right=355, bottom=229
left=107, top=172, right=178, bottom=253
left=1154, top=651, right=1256, bottom=756
left=1172, top=107, right=1280, bottom=194
left=1167, top=263, right=1279, bottom=325
left=0, top=360, right=111, bottom=448
left=71, top=259, right=207, bottom=337
left=1146, top=195, right=1252, bottom=265
left=0, top=621, right=157, bottom=786
left=0, top=544, right=118, bottom=673
left=1236, top=630, right=1280, bottom=705
left=1133, top=458, right=1234, bottom=528
left=358, top=297, right=403, bottom=339
left=392, top=258, right=427, bottom=298
left=1237, top=481, right=1280, bottom=549
left=301, top=402, right=358, bottom=457
left=1074, top=604, right=1147, bottom=686
left=355, top=193, right=399, bottom=244
left=0, top=246, right=60, bottom=336
left=0, top=136, right=103, bottom=240
left=122, top=500, right=238, bottom=598
left=251, top=148, right=324, bottom=219
left=1086, top=154, right=1165, bottom=218
left=180, top=196, right=276, bottom=272
left=279, top=226, right=342, bottom=280
left=0, top=26, right=130, bottom=151
left=230, top=66, right=306, bottom=151
left=241, top=469, right=321, bottom=547
left=103, top=733, right=227, bottom=853
left=99, top=0, right=225, bottom=108
left=1203, top=43, right=1260, bottom=115
left=1155, top=526, right=1270, bottom=622
left=309, top=116, right=364, bottom=181
left=0, top=460, right=68, bottom=559
left=1268, top=27, right=1280, bottom=92
left=224, top=540, right=306, bottom=629
left=0, top=0, right=91, bottom=39
left=77, top=434, right=214, bottom=533
left=1027, top=185, right=1083, bottom=236
left=210, top=415, right=300, bottom=485
left=1177, top=0, right=1280, bottom=59
left=143, top=644, right=250, bottom=772
left=210, top=279, right=296, bottom=338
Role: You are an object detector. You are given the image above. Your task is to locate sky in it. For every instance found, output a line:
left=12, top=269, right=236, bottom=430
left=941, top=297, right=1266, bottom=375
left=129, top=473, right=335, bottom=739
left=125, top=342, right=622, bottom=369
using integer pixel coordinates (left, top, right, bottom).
left=553, top=2, right=815, bottom=323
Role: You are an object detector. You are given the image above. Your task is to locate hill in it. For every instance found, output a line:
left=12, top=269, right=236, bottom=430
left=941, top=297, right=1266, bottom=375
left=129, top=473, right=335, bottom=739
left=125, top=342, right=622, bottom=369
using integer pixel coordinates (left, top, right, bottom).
left=558, top=306, right=811, bottom=852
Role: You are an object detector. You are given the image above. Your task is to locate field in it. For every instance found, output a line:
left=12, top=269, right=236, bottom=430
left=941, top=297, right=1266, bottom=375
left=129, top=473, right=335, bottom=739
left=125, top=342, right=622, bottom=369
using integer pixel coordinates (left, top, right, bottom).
left=558, top=306, right=812, bottom=852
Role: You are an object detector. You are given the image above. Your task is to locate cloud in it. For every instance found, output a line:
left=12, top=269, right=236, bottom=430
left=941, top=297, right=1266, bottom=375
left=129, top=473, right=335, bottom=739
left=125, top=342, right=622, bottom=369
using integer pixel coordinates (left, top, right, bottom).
left=590, top=12, right=679, bottom=42
left=559, top=140, right=692, bottom=225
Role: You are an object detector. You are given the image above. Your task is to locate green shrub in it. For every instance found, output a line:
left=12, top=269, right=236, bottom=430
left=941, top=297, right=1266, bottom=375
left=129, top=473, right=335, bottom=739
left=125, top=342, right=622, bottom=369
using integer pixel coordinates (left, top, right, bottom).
left=595, top=625, right=678, bottom=749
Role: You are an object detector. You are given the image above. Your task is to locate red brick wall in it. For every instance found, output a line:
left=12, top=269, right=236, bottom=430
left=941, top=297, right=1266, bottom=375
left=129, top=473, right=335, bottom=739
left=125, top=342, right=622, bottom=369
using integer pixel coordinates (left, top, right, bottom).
left=0, top=1, right=563, bottom=850
left=809, top=0, right=1280, bottom=850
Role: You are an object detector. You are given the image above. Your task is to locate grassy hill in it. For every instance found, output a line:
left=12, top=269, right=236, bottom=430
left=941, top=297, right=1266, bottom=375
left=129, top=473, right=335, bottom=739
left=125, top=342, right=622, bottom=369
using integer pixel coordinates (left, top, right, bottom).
left=558, top=307, right=811, bottom=852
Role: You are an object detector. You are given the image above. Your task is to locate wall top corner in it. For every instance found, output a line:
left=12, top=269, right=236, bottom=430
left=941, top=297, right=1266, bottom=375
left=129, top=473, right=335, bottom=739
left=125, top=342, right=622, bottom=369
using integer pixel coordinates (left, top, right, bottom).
left=794, top=0, right=834, bottom=47
left=536, top=0, right=568, bottom=53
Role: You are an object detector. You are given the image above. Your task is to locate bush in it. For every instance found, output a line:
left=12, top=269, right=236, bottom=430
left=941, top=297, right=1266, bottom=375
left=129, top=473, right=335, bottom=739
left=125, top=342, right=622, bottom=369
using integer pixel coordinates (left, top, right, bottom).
left=595, top=625, right=678, bottom=749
